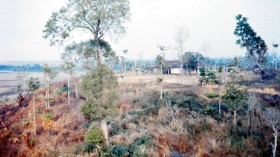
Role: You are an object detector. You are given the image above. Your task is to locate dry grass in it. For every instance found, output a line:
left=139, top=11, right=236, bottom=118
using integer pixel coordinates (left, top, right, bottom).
left=1, top=70, right=279, bottom=156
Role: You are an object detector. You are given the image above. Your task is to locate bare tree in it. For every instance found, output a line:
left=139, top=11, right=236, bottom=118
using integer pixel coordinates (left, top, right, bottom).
left=174, top=25, right=189, bottom=85
left=43, top=65, right=57, bottom=109
left=201, top=43, right=210, bottom=71
left=261, top=107, right=280, bottom=157
left=247, top=93, right=260, bottom=136
left=62, top=61, right=76, bottom=105
left=121, top=49, right=128, bottom=74
left=16, top=69, right=28, bottom=107
left=273, top=43, right=279, bottom=70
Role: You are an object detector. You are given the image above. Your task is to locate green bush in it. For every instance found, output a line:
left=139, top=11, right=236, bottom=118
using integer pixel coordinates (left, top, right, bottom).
left=75, top=143, right=94, bottom=155
left=229, top=135, right=245, bottom=154
left=81, top=65, right=119, bottom=121
left=28, top=138, right=36, bottom=147
left=135, top=136, right=151, bottom=145
left=23, top=118, right=29, bottom=123
left=111, top=145, right=128, bottom=156
left=204, top=105, right=216, bottom=116
left=217, top=66, right=223, bottom=72
left=109, top=121, right=121, bottom=136
left=200, top=70, right=218, bottom=85
left=62, top=83, right=68, bottom=92
left=44, top=113, right=52, bottom=119
left=205, top=93, right=219, bottom=98
left=85, top=125, right=105, bottom=146
left=127, top=136, right=152, bottom=156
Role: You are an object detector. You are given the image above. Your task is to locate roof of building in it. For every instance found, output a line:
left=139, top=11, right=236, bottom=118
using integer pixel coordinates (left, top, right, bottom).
left=165, top=60, right=180, bottom=68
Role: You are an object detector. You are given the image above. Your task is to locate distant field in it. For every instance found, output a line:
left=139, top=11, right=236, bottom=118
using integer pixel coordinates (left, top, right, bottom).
left=0, top=72, right=74, bottom=99
left=0, top=71, right=199, bottom=97
left=118, top=73, right=199, bottom=87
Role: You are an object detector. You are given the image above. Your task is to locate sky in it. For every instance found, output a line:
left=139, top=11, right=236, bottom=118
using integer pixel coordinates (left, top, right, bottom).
left=0, top=0, right=279, bottom=62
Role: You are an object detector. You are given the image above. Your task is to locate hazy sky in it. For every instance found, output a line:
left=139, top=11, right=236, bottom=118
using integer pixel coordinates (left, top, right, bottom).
left=0, top=0, right=279, bottom=62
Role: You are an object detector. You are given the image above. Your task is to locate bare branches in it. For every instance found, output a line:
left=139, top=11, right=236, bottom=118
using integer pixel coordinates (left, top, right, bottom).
left=174, top=25, right=190, bottom=84
left=261, top=107, right=280, bottom=157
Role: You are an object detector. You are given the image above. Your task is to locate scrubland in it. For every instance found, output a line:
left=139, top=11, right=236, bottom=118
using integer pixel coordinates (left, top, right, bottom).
left=0, top=71, right=279, bottom=156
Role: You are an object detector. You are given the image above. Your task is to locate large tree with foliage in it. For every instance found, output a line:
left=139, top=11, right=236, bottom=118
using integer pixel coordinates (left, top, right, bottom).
left=62, top=39, right=114, bottom=70
left=182, top=51, right=204, bottom=74
left=234, top=14, right=268, bottom=79
left=43, top=0, right=130, bottom=66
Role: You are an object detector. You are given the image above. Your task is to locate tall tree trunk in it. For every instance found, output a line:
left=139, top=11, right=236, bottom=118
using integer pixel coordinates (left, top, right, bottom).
left=45, top=91, right=48, bottom=109
left=124, top=62, right=127, bottom=73
left=47, top=82, right=50, bottom=109
left=218, top=86, right=221, bottom=118
left=97, top=45, right=102, bottom=66
left=160, top=81, right=163, bottom=99
left=68, top=77, right=70, bottom=105
left=46, top=82, right=50, bottom=109
left=101, top=121, right=108, bottom=146
left=71, top=75, right=79, bottom=100
left=33, top=93, right=36, bottom=135
left=272, top=125, right=278, bottom=157
left=160, top=65, right=163, bottom=99
left=95, top=20, right=102, bottom=66
left=180, top=56, right=183, bottom=85
left=75, top=82, right=78, bottom=100
left=18, top=92, right=23, bottom=107
left=233, top=110, right=237, bottom=128
left=247, top=110, right=252, bottom=136
left=247, top=47, right=266, bottom=79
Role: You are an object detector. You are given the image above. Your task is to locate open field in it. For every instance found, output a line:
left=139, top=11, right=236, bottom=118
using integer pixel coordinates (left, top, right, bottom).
left=0, top=72, right=77, bottom=102
left=118, top=73, right=199, bottom=88
left=2, top=70, right=278, bottom=101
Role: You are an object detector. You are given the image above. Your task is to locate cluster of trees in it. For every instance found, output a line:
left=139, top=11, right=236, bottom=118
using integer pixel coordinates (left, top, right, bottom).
left=219, top=67, right=280, bottom=157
